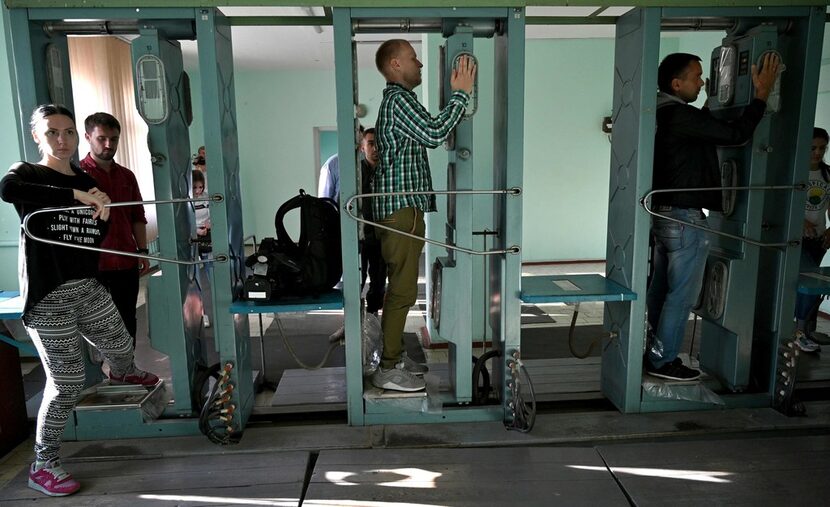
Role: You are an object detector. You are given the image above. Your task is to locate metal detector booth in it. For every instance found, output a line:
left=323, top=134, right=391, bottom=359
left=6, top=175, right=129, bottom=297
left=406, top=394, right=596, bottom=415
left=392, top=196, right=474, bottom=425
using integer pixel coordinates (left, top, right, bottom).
left=6, top=6, right=251, bottom=440
left=4, top=4, right=531, bottom=438
left=333, top=7, right=528, bottom=427
left=604, top=6, right=825, bottom=413
left=4, top=2, right=827, bottom=443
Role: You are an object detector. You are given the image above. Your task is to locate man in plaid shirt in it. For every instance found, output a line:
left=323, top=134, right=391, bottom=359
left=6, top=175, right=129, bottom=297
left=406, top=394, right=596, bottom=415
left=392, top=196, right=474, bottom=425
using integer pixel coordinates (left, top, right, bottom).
left=371, top=39, right=476, bottom=392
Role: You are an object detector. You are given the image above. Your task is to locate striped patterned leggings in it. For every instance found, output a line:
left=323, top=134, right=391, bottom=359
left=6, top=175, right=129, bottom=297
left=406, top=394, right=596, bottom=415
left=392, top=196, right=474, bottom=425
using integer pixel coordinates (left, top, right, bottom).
left=24, top=278, right=135, bottom=462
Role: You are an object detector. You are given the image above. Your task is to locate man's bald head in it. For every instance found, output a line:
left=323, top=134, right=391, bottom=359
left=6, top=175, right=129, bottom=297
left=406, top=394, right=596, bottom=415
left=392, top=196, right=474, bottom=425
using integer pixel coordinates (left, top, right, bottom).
left=375, top=39, right=422, bottom=90
left=376, top=39, right=409, bottom=78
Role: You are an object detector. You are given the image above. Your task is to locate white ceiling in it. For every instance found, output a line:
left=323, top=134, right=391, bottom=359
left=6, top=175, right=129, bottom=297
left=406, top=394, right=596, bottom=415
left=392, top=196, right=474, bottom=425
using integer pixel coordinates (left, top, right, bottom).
left=180, top=6, right=632, bottom=71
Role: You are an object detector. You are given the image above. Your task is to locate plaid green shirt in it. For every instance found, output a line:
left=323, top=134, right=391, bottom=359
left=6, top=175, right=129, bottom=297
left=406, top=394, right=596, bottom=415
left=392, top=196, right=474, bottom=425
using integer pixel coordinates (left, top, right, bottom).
left=373, top=82, right=469, bottom=220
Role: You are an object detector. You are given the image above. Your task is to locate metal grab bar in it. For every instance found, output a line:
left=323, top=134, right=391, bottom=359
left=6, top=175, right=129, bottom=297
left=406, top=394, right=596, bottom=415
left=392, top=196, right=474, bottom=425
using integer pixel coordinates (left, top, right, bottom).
left=22, top=195, right=228, bottom=265
left=344, top=188, right=522, bottom=256
left=640, top=185, right=805, bottom=249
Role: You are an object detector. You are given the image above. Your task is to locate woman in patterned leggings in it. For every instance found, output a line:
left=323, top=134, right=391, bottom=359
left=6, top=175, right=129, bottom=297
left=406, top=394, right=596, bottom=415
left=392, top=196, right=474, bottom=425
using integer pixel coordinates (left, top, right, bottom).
left=0, top=104, right=159, bottom=497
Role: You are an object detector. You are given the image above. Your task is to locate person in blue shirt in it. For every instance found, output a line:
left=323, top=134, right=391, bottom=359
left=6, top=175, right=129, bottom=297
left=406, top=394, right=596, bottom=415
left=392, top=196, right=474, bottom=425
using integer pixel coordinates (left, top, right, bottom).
left=317, top=126, right=365, bottom=204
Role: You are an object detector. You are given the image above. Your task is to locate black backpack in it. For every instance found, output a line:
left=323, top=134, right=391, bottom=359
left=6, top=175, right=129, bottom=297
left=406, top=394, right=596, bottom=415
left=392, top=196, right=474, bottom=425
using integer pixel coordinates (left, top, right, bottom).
left=243, top=190, right=341, bottom=300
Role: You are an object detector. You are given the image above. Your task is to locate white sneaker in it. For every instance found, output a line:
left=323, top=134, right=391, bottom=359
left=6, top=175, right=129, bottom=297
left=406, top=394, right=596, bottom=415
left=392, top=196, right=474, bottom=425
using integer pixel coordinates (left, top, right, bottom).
left=371, top=364, right=425, bottom=392
left=795, top=330, right=820, bottom=353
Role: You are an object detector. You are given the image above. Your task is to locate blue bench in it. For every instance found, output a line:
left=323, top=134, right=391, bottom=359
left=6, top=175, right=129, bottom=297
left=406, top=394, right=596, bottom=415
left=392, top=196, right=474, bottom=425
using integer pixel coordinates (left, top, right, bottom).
left=520, top=274, right=637, bottom=304
left=798, top=268, right=830, bottom=296
left=228, top=289, right=344, bottom=314
left=0, top=290, right=36, bottom=356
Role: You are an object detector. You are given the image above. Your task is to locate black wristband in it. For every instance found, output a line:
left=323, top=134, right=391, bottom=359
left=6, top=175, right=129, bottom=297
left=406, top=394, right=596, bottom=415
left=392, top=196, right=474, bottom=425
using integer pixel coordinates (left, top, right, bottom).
left=136, top=248, right=149, bottom=254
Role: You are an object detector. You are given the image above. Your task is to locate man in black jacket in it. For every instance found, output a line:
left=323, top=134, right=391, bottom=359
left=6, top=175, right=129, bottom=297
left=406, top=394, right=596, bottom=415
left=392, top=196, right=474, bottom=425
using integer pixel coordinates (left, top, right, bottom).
left=646, top=52, right=780, bottom=381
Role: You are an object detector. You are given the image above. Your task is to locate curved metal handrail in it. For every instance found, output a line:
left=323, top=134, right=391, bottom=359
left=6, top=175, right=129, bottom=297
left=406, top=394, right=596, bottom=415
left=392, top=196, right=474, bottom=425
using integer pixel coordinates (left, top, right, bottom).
left=640, top=185, right=806, bottom=249
left=344, top=188, right=522, bottom=256
left=22, top=194, right=228, bottom=265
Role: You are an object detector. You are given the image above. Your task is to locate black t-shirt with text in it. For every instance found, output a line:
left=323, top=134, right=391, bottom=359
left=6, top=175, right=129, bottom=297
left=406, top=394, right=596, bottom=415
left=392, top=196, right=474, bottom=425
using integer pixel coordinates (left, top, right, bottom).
left=0, top=162, right=108, bottom=315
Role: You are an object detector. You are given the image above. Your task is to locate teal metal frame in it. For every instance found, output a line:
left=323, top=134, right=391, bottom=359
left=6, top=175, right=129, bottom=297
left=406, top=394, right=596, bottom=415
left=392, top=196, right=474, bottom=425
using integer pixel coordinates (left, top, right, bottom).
left=603, top=6, right=826, bottom=414
left=132, top=27, right=203, bottom=419
left=4, top=2, right=826, bottom=438
left=434, top=28, right=476, bottom=404
left=602, top=7, right=661, bottom=414
left=194, top=7, right=253, bottom=431
left=6, top=1, right=830, bottom=10
left=333, top=7, right=525, bottom=426
left=5, top=6, right=250, bottom=438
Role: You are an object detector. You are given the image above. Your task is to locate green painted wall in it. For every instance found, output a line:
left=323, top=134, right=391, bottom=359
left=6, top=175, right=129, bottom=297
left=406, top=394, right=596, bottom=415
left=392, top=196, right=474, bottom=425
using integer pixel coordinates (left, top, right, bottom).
left=0, top=7, right=827, bottom=285
left=185, top=63, right=389, bottom=241
left=225, top=33, right=720, bottom=261
left=231, top=66, right=389, bottom=238
left=519, top=32, right=722, bottom=262
left=319, top=129, right=338, bottom=166
left=523, top=37, right=614, bottom=261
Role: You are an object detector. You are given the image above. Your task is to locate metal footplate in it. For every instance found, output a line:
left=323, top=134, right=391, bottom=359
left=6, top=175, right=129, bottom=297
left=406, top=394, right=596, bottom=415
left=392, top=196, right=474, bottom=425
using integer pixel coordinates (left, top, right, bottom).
left=75, top=380, right=166, bottom=421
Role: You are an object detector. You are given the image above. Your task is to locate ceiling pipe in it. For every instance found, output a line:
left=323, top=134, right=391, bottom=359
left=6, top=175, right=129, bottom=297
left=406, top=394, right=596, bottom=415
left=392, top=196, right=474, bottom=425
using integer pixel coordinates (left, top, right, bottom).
left=42, top=16, right=792, bottom=35
left=43, top=20, right=197, bottom=39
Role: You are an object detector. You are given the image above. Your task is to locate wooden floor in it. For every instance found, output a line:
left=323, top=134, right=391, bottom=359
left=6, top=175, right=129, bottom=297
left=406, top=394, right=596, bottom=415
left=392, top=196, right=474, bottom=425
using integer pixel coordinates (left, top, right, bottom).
left=1, top=451, right=310, bottom=506
left=598, top=435, right=830, bottom=507
left=6, top=260, right=830, bottom=504
left=797, top=348, right=830, bottom=383
left=271, top=367, right=348, bottom=413
left=305, top=447, right=628, bottom=506
left=268, top=358, right=604, bottom=414
left=2, top=433, right=828, bottom=506
left=269, top=349, right=830, bottom=413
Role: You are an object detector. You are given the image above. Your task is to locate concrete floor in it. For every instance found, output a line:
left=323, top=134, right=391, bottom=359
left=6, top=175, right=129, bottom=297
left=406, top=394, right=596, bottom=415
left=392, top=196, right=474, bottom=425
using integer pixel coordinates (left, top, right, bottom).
left=1, top=401, right=829, bottom=505
left=4, top=260, right=830, bottom=505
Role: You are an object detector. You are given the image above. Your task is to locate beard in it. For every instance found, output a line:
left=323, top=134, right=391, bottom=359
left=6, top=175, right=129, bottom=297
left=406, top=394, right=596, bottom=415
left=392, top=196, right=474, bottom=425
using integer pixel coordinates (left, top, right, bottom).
left=94, top=150, right=115, bottom=161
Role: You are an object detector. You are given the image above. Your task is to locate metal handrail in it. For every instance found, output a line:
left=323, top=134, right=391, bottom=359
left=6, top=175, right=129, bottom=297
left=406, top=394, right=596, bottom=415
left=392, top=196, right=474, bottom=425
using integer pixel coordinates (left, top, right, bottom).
left=640, top=185, right=805, bottom=249
left=242, top=234, right=258, bottom=252
left=344, top=188, right=522, bottom=256
left=22, top=195, right=228, bottom=265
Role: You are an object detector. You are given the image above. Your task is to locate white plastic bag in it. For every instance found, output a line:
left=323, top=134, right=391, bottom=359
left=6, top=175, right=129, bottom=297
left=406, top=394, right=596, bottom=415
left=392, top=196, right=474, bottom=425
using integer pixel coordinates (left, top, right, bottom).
left=362, top=313, right=383, bottom=376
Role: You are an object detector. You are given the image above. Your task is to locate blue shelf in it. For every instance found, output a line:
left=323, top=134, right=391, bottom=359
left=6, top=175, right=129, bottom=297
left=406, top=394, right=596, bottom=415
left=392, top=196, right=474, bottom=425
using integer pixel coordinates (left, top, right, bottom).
left=0, top=290, right=35, bottom=356
left=0, top=290, right=23, bottom=320
left=798, top=268, right=830, bottom=296
left=229, top=290, right=344, bottom=314
left=520, top=274, right=637, bottom=304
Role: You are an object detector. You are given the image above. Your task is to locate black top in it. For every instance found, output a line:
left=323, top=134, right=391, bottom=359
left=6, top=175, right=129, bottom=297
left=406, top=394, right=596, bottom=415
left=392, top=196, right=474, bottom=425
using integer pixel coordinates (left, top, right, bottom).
left=361, top=159, right=377, bottom=222
left=0, top=162, right=108, bottom=315
left=653, top=94, right=766, bottom=211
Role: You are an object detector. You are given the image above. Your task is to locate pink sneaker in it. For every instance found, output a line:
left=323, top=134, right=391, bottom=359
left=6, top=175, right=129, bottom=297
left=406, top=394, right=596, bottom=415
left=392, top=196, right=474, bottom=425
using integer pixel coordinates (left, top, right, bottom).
left=109, top=365, right=160, bottom=386
left=28, top=458, right=80, bottom=496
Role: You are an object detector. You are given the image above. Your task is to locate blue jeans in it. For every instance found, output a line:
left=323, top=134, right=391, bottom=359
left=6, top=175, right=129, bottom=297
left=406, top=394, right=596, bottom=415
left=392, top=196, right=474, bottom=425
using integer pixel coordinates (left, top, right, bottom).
left=646, top=208, right=710, bottom=369
left=794, top=237, right=826, bottom=322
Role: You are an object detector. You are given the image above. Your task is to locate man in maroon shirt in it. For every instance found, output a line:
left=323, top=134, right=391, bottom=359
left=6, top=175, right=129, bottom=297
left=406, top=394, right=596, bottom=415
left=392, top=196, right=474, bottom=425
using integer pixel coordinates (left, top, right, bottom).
left=80, top=113, right=149, bottom=346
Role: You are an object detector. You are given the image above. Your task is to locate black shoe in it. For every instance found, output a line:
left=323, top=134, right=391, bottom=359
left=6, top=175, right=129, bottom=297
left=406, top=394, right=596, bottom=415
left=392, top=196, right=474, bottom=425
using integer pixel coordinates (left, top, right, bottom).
left=646, top=359, right=700, bottom=381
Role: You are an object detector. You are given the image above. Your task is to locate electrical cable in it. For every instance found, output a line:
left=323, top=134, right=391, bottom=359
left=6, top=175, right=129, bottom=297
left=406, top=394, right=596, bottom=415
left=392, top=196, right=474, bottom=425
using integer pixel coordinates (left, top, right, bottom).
left=773, top=335, right=806, bottom=417
left=472, top=350, right=500, bottom=405
left=276, top=317, right=342, bottom=370
left=191, top=362, right=221, bottom=413
left=567, top=303, right=602, bottom=359
left=198, top=363, right=241, bottom=445
left=505, top=357, right=536, bottom=433
left=470, top=232, right=497, bottom=406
